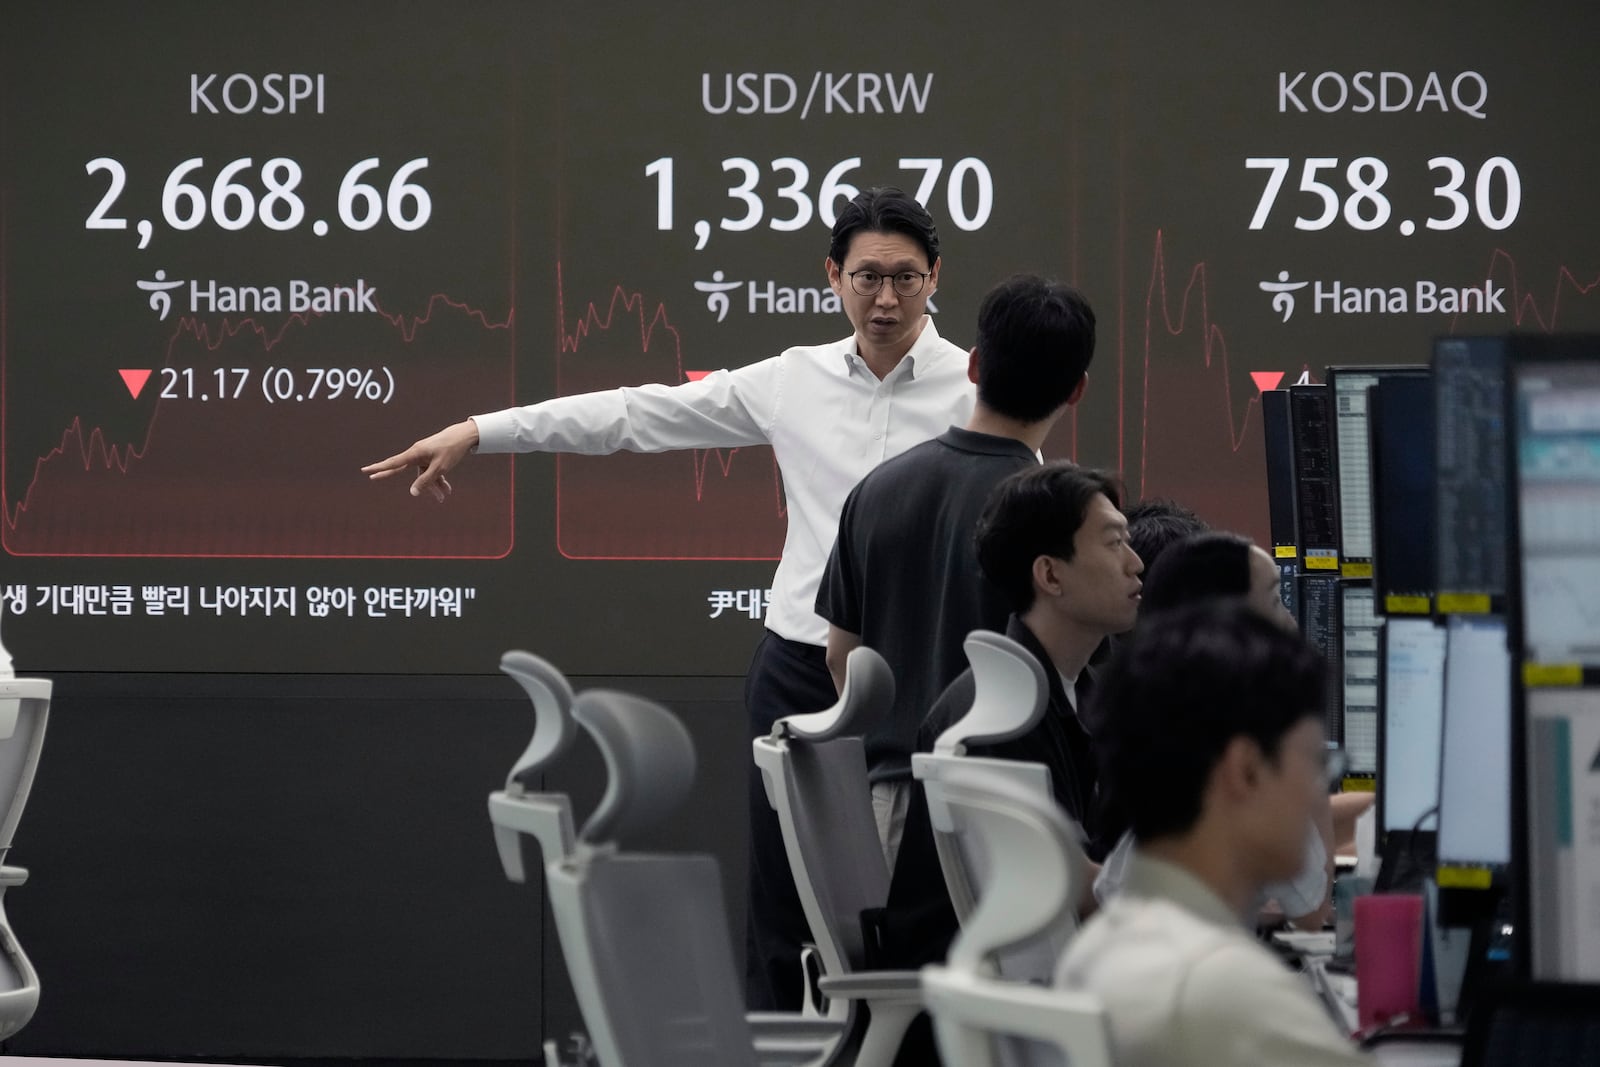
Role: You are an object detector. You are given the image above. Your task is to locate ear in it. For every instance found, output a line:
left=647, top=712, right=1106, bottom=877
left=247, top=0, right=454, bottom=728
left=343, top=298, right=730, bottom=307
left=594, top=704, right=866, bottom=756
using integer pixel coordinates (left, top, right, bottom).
left=927, top=255, right=942, bottom=294
left=968, top=347, right=980, bottom=384
left=1031, top=554, right=1063, bottom=599
left=1067, top=372, right=1089, bottom=406
left=1214, top=735, right=1266, bottom=803
left=825, top=257, right=844, bottom=294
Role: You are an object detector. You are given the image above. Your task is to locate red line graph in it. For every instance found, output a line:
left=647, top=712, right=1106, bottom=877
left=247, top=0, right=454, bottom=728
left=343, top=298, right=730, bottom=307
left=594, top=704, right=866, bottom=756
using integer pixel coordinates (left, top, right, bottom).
left=553, top=262, right=786, bottom=560
left=1128, top=229, right=1279, bottom=541
left=3, top=294, right=515, bottom=558
left=1454, top=249, right=1600, bottom=333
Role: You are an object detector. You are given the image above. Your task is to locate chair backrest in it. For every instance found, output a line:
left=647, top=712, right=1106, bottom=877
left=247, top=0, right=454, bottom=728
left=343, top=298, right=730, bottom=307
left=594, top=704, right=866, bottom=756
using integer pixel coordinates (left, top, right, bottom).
left=751, top=647, right=894, bottom=988
left=486, top=651, right=578, bottom=882
left=915, top=631, right=1071, bottom=978
left=0, top=677, right=50, bottom=1040
left=919, top=765, right=1111, bottom=1067
left=544, top=689, right=758, bottom=1067
left=930, top=631, right=1048, bottom=756
left=0, top=679, right=51, bottom=861
left=915, top=754, right=1056, bottom=947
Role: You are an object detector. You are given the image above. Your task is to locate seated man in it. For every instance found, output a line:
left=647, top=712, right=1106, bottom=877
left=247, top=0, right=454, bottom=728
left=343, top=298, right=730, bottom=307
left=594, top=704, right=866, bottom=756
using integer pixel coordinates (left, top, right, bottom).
left=878, top=462, right=1143, bottom=970
left=1093, top=532, right=1331, bottom=930
left=1057, top=601, right=1372, bottom=1067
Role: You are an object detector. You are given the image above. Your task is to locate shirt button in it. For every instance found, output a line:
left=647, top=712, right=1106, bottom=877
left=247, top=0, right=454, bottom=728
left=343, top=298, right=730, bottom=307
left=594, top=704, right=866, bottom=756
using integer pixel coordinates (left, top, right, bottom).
left=873, top=432, right=882, bottom=440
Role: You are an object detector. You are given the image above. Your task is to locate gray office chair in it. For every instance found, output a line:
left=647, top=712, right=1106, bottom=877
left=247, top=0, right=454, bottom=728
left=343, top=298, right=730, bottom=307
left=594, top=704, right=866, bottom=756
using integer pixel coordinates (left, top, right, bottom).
left=0, top=677, right=51, bottom=1039
left=751, top=646, right=923, bottom=1066
left=912, top=631, right=1076, bottom=982
left=919, top=765, right=1113, bottom=1067
left=487, top=651, right=580, bottom=883
left=486, top=658, right=839, bottom=1067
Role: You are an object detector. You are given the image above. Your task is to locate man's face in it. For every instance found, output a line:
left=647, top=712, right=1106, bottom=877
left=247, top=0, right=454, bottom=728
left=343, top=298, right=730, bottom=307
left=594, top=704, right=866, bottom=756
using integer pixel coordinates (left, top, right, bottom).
left=826, top=230, right=939, bottom=362
left=1244, top=717, right=1330, bottom=882
left=1052, top=493, right=1145, bottom=636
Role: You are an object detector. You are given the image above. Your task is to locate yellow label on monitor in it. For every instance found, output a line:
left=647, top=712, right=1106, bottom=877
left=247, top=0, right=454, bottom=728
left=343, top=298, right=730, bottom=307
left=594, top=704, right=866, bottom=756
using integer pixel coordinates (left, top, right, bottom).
left=1524, top=663, right=1583, bottom=687
left=1436, top=865, right=1493, bottom=890
left=1305, top=555, right=1339, bottom=571
left=1436, top=593, right=1491, bottom=614
left=1274, top=545, right=1298, bottom=559
left=1341, top=562, right=1374, bottom=579
left=1385, top=595, right=1432, bottom=614
left=1340, top=776, right=1377, bottom=793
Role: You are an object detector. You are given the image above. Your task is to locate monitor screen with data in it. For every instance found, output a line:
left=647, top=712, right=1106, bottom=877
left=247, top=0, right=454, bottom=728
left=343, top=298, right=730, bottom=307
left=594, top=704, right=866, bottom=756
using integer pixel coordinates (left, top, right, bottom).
left=1437, top=616, right=1512, bottom=869
left=1379, top=618, right=1448, bottom=835
left=1513, top=356, right=1600, bottom=669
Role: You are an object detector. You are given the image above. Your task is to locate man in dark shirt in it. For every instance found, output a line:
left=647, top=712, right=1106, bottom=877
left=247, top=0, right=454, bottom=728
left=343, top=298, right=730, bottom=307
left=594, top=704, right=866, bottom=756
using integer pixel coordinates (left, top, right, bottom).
left=882, top=462, right=1143, bottom=1066
left=883, top=462, right=1144, bottom=968
left=816, top=274, right=1096, bottom=866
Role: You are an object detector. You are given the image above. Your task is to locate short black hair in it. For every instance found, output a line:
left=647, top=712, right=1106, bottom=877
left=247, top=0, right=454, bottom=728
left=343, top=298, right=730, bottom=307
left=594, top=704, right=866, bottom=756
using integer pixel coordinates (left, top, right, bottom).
left=975, top=462, right=1122, bottom=613
left=828, top=186, right=939, bottom=268
left=1139, top=531, right=1254, bottom=615
left=973, top=274, right=1096, bottom=423
left=1094, top=600, right=1324, bottom=841
left=1123, top=499, right=1209, bottom=576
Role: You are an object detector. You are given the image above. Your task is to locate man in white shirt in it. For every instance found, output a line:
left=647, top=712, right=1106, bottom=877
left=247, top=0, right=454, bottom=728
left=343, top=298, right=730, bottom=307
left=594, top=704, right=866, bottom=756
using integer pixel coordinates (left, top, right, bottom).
left=1056, top=601, right=1372, bottom=1066
left=362, top=187, right=975, bottom=1010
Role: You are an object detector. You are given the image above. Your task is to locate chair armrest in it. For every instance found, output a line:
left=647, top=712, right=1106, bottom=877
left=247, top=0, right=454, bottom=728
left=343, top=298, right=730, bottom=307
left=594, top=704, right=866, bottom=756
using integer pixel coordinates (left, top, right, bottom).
left=816, top=970, right=921, bottom=1003
left=0, top=867, right=27, bottom=887
left=748, top=1012, right=845, bottom=1067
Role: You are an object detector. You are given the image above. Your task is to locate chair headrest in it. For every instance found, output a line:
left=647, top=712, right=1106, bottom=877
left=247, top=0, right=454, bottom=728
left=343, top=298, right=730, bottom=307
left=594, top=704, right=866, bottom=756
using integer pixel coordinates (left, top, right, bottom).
left=933, top=631, right=1048, bottom=754
left=774, top=644, right=894, bottom=742
left=937, top=764, right=1086, bottom=971
left=499, top=651, right=578, bottom=790
left=573, top=690, right=697, bottom=848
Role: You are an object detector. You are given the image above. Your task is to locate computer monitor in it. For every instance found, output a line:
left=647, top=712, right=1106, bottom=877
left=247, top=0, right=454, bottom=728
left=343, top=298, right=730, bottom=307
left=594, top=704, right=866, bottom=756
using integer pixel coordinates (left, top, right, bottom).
left=1525, top=688, right=1600, bottom=981
left=1370, top=375, right=1436, bottom=614
left=1327, top=365, right=1427, bottom=574
left=1435, top=338, right=1509, bottom=611
left=1510, top=353, right=1600, bottom=670
left=1298, top=573, right=1343, bottom=745
left=1341, top=583, right=1379, bottom=779
left=1379, top=617, right=1448, bottom=840
left=1507, top=337, right=1600, bottom=983
left=1437, top=616, right=1512, bottom=873
left=1289, top=384, right=1338, bottom=574
left=1262, top=388, right=1300, bottom=619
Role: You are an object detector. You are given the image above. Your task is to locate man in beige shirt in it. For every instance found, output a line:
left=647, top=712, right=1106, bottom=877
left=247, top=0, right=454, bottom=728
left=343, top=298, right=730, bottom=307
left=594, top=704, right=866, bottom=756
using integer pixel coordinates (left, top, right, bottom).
left=1057, top=600, right=1372, bottom=1066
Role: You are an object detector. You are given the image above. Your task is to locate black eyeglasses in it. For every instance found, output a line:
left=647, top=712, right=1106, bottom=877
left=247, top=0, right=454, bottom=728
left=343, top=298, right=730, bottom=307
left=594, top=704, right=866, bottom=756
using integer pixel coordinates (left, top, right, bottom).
left=846, top=269, right=931, bottom=298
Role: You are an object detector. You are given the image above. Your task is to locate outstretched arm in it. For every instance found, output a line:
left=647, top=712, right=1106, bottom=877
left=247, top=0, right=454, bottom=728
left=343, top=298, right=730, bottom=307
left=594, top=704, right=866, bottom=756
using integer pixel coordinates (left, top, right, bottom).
left=362, top=418, right=480, bottom=502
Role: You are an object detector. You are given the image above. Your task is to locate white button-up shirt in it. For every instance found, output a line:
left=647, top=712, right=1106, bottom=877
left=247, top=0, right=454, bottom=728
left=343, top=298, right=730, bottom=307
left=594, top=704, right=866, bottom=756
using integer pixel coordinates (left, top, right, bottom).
left=1059, top=851, right=1372, bottom=1067
left=471, top=317, right=975, bottom=646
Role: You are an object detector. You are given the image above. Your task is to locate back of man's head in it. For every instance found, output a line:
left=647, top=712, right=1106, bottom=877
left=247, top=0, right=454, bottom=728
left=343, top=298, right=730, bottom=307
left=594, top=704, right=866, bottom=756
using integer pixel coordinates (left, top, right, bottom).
left=1139, top=531, right=1254, bottom=614
left=1124, top=498, right=1208, bottom=576
left=828, top=186, right=940, bottom=267
left=972, top=274, right=1096, bottom=423
left=976, top=461, right=1121, bottom=613
left=1094, top=600, right=1322, bottom=843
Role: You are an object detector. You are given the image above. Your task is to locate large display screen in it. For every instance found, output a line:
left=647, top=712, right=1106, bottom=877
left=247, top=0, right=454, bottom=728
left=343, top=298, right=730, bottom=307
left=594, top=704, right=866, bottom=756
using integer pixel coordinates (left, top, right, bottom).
left=5, top=2, right=1600, bottom=673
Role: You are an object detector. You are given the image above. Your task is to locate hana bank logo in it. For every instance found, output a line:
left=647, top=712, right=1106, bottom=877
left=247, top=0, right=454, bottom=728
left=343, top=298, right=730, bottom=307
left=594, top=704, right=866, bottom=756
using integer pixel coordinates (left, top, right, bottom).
left=1259, top=271, right=1310, bottom=323
left=1259, top=268, right=1506, bottom=320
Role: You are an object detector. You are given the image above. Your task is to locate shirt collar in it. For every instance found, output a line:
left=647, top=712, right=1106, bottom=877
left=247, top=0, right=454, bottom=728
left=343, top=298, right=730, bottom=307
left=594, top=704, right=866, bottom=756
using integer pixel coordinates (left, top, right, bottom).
left=937, top=427, right=1041, bottom=459
left=1122, top=850, right=1249, bottom=930
left=840, top=315, right=943, bottom=380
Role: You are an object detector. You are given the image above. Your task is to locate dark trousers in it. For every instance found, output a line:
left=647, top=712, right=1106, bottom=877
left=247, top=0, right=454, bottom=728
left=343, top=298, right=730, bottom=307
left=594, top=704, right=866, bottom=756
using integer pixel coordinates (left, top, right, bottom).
left=743, top=629, right=837, bottom=1012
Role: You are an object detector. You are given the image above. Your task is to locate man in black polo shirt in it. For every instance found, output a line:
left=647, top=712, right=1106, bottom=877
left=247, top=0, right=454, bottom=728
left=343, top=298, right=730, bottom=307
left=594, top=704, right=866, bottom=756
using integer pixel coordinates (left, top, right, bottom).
left=815, top=273, right=1096, bottom=866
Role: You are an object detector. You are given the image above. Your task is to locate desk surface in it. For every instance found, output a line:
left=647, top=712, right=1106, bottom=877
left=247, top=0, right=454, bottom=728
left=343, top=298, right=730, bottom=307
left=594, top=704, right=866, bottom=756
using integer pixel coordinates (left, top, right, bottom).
left=1299, top=951, right=1461, bottom=1067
